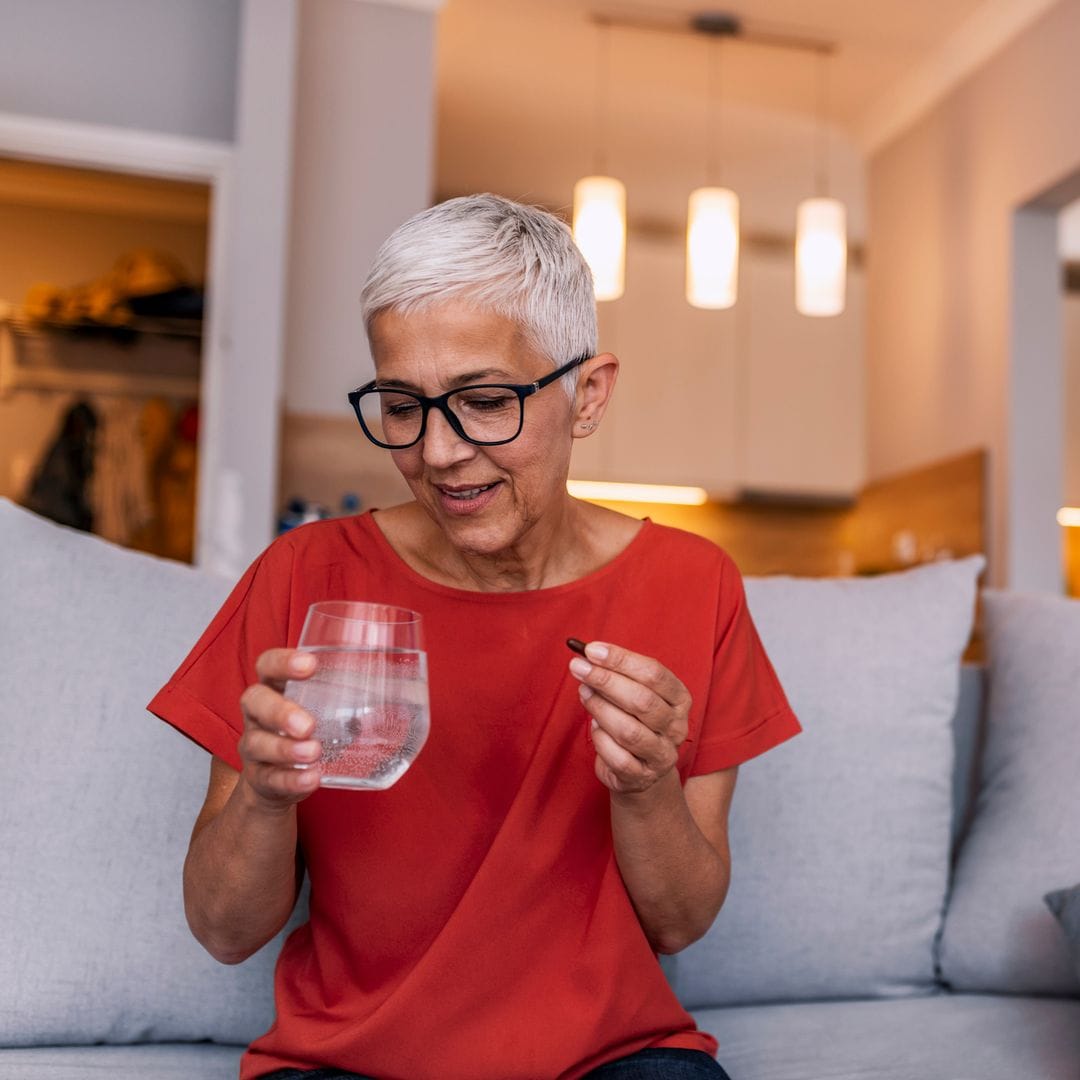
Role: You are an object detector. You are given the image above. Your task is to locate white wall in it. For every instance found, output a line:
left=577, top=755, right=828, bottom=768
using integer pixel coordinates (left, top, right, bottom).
left=867, top=0, right=1080, bottom=589
left=0, top=0, right=239, bottom=141
left=284, top=0, right=440, bottom=416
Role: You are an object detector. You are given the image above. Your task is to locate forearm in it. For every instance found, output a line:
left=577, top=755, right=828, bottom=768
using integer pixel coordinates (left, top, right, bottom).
left=610, top=769, right=729, bottom=954
left=183, top=780, right=302, bottom=964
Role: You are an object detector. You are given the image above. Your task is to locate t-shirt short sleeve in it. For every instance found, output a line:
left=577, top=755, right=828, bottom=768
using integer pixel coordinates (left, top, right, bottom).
left=688, top=554, right=801, bottom=776
left=146, top=538, right=296, bottom=772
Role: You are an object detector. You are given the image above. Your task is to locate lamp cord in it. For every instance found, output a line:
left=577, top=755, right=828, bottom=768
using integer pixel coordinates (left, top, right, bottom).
left=815, top=49, right=829, bottom=198
left=594, top=21, right=611, bottom=177
left=706, top=37, right=723, bottom=188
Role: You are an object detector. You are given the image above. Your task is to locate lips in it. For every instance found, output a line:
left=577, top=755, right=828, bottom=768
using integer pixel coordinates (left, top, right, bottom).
left=434, top=480, right=503, bottom=515
left=438, top=483, right=498, bottom=501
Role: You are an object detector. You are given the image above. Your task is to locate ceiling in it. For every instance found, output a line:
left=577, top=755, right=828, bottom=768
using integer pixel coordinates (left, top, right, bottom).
left=433, top=0, right=1052, bottom=238
left=436, top=0, right=994, bottom=141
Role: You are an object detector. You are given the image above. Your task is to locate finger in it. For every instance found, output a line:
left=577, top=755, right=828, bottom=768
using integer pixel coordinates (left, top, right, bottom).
left=579, top=684, right=670, bottom=766
left=255, top=648, right=317, bottom=690
left=240, top=682, right=316, bottom=739
left=247, top=759, right=322, bottom=799
left=582, top=641, right=689, bottom=709
left=239, top=727, right=322, bottom=769
left=591, top=723, right=651, bottom=787
left=570, top=656, right=668, bottom=732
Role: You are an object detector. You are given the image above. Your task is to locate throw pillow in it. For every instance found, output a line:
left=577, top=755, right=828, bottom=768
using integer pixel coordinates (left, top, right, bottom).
left=1045, top=884, right=1080, bottom=982
left=938, top=590, right=1080, bottom=995
left=670, top=555, right=985, bottom=1008
left=0, top=499, right=307, bottom=1047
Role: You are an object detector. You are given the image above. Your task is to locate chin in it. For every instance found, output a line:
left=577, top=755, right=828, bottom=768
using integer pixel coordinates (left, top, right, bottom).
left=438, top=515, right=520, bottom=557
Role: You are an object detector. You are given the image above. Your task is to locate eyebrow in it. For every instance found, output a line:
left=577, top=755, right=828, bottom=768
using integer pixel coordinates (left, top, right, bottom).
left=376, top=368, right=517, bottom=392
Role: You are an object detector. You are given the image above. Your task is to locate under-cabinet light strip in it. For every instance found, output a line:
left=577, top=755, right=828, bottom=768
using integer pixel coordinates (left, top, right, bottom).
left=567, top=480, right=709, bottom=506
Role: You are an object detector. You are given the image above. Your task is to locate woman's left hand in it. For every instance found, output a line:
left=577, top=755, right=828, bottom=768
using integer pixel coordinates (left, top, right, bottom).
left=568, top=642, right=692, bottom=795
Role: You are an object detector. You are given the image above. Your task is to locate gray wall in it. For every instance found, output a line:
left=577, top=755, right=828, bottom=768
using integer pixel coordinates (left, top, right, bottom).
left=0, top=0, right=239, bottom=141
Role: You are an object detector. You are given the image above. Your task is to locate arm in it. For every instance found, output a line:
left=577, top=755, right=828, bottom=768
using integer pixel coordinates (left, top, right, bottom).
left=183, top=649, right=323, bottom=964
left=570, top=642, right=736, bottom=954
left=609, top=768, right=736, bottom=954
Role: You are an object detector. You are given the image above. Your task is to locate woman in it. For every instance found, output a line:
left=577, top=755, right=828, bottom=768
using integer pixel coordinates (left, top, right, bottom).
left=149, top=193, right=801, bottom=1080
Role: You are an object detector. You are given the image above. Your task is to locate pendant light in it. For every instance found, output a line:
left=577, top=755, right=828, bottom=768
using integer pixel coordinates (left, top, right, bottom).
left=686, top=25, right=739, bottom=309
left=573, top=20, right=625, bottom=301
left=795, top=48, right=846, bottom=317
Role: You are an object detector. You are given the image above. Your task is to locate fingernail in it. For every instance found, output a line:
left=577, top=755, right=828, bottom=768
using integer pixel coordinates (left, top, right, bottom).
left=287, top=711, right=309, bottom=736
left=584, top=642, right=609, bottom=662
left=569, top=657, right=591, bottom=679
left=294, top=740, right=320, bottom=761
left=579, top=684, right=594, bottom=701
left=590, top=718, right=599, bottom=730
left=290, top=653, right=316, bottom=675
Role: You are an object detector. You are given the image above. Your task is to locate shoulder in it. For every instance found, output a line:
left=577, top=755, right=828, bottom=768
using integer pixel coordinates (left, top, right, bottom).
left=272, top=510, right=381, bottom=564
left=640, top=519, right=738, bottom=577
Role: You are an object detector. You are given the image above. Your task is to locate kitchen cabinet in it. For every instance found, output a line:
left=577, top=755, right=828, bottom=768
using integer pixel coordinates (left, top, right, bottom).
left=569, top=232, right=864, bottom=501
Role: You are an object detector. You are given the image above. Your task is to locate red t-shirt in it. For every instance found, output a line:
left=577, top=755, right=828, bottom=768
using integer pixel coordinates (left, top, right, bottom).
left=148, top=511, right=801, bottom=1080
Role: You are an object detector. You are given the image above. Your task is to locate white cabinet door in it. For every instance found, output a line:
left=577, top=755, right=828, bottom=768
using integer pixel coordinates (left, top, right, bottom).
left=739, top=253, right=864, bottom=499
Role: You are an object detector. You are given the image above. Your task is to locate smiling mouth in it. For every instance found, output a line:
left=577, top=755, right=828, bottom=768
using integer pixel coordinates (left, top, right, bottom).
left=437, top=482, right=500, bottom=501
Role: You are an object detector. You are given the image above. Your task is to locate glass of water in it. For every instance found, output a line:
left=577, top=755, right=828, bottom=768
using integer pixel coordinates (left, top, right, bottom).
left=283, top=601, right=429, bottom=790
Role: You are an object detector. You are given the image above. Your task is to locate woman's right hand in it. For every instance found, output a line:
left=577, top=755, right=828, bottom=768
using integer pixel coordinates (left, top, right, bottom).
left=237, top=648, right=323, bottom=809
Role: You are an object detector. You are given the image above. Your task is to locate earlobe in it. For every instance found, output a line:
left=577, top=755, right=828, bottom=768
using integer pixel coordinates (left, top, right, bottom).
left=571, top=352, right=618, bottom=439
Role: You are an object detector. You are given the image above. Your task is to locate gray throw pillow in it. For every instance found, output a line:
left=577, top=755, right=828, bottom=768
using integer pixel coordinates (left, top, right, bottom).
left=669, top=555, right=985, bottom=1008
left=1044, top=884, right=1080, bottom=982
left=0, top=499, right=306, bottom=1047
left=938, top=590, right=1080, bottom=996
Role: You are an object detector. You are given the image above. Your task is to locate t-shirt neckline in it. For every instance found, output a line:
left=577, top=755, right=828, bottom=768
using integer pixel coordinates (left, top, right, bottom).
left=357, top=509, right=656, bottom=602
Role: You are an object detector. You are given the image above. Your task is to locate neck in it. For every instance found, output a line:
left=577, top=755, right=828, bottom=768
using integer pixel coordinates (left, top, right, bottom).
left=444, top=496, right=588, bottom=592
left=400, top=495, right=598, bottom=592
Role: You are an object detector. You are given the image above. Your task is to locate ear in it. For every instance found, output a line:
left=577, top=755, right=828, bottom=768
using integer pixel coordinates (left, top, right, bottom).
left=571, top=352, right=619, bottom=440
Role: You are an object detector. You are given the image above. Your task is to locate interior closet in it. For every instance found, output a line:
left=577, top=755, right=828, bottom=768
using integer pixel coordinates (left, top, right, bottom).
left=0, top=157, right=209, bottom=563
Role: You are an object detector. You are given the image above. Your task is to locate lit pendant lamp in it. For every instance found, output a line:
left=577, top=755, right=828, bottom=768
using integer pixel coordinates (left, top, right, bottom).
left=796, top=196, right=846, bottom=316
left=687, top=30, right=739, bottom=309
left=687, top=187, right=739, bottom=308
left=796, top=49, right=846, bottom=317
left=573, top=20, right=625, bottom=301
left=574, top=176, right=626, bottom=301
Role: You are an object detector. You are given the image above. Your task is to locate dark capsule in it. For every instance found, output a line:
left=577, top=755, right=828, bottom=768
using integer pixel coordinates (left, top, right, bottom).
left=566, top=637, right=588, bottom=656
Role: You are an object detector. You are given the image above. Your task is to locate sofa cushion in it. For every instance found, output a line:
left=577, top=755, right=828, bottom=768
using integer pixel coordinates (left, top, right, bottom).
left=692, top=993, right=1080, bottom=1080
left=1045, top=884, right=1080, bottom=981
left=938, top=590, right=1080, bottom=996
left=668, top=556, right=984, bottom=1007
left=0, top=1043, right=244, bottom=1079
left=0, top=500, right=306, bottom=1047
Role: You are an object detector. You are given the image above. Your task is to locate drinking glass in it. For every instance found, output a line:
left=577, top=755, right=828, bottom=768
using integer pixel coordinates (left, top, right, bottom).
left=283, top=601, right=429, bottom=790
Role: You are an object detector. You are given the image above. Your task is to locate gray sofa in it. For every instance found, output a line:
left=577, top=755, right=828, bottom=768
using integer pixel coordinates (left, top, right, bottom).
left=2, top=497, right=1078, bottom=1079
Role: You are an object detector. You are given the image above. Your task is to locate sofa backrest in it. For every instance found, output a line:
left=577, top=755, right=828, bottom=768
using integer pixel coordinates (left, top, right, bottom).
left=0, top=499, right=299, bottom=1050
left=950, top=663, right=986, bottom=861
left=2, top=499, right=992, bottom=1045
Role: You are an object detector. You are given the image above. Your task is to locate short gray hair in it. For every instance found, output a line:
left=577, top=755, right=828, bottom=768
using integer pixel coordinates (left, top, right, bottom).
left=360, top=193, right=597, bottom=394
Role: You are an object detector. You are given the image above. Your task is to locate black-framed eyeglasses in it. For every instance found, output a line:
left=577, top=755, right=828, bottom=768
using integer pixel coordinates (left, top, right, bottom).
left=347, top=353, right=590, bottom=449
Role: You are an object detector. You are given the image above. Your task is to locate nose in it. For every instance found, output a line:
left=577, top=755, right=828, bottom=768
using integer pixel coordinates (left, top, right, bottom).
left=421, top=406, right=476, bottom=469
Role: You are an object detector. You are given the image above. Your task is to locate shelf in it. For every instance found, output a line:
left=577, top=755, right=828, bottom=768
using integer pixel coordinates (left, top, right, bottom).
left=0, top=315, right=201, bottom=399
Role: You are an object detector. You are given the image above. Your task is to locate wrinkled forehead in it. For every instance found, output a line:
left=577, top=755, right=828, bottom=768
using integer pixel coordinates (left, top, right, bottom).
left=368, top=301, right=541, bottom=384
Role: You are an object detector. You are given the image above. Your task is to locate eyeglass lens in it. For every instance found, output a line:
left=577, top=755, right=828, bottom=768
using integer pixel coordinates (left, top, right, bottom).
left=360, top=387, right=523, bottom=447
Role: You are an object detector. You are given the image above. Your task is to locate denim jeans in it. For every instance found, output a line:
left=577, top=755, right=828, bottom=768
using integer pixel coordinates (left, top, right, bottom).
left=259, top=1048, right=733, bottom=1080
